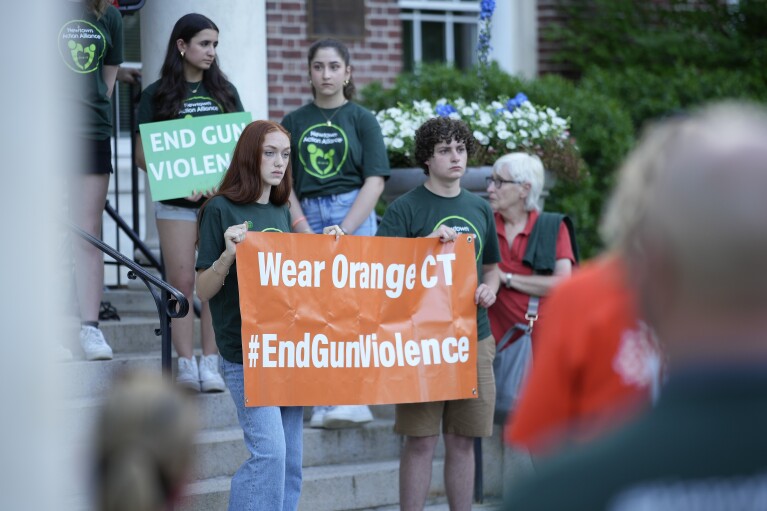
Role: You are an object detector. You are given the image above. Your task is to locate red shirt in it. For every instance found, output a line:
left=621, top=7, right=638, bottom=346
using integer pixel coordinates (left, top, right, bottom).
left=506, top=254, right=660, bottom=456
left=488, top=210, right=575, bottom=343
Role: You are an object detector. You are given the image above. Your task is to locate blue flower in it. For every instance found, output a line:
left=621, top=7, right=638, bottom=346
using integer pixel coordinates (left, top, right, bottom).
left=435, top=104, right=457, bottom=117
left=480, top=0, right=496, bottom=20
left=506, top=92, right=530, bottom=112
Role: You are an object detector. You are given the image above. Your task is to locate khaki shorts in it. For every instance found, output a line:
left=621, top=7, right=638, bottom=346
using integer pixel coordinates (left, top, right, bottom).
left=394, top=336, right=496, bottom=438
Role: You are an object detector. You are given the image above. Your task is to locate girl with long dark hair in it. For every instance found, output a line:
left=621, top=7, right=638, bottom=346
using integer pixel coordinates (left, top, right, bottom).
left=136, top=13, right=243, bottom=392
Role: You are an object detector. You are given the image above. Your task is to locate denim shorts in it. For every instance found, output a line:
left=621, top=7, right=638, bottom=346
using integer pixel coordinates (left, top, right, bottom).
left=300, top=188, right=377, bottom=235
left=154, top=202, right=199, bottom=222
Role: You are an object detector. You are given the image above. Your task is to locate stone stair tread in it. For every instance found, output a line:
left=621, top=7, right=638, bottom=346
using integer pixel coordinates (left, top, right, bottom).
left=302, top=458, right=401, bottom=480
left=181, top=459, right=433, bottom=511
left=368, top=500, right=501, bottom=510
left=182, top=475, right=231, bottom=496
left=65, top=349, right=163, bottom=365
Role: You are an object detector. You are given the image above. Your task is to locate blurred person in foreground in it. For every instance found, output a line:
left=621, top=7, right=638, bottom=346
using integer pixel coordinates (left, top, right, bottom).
left=505, top=118, right=674, bottom=456
left=94, top=370, right=198, bottom=511
left=504, top=101, right=767, bottom=510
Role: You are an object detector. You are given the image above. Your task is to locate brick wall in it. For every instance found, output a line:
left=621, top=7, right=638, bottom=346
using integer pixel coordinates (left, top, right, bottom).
left=266, top=0, right=402, bottom=121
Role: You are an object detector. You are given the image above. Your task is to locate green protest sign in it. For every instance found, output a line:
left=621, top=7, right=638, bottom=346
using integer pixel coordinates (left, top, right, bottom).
left=139, top=112, right=252, bottom=201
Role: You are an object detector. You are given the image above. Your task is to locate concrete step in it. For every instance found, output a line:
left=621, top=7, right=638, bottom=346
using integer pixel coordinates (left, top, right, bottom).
left=62, top=390, right=241, bottom=447
left=191, top=419, right=402, bottom=480
left=178, top=458, right=447, bottom=511
left=65, top=392, right=394, bottom=440
left=103, top=285, right=178, bottom=317
left=303, top=419, right=401, bottom=468
left=369, top=500, right=501, bottom=510
left=62, top=352, right=164, bottom=399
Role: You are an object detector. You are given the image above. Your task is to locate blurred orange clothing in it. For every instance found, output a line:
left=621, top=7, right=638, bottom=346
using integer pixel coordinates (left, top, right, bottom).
left=506, top=253, right=660, bottom=456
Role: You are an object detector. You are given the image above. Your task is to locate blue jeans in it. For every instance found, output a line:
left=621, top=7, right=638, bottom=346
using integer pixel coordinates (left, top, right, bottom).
left=221, top=358, right=303, bottom=511
left=300, top=188, right=377, bottom=235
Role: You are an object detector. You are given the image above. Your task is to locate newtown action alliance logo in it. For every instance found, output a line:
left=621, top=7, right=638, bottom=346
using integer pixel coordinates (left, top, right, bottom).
left=298, top=124, right=349, bottom=179
left=58, top=19, right=106, bottom=73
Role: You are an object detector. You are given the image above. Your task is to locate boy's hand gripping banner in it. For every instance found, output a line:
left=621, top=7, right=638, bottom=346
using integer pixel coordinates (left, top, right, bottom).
left=237, top=232, right=479, bottom=406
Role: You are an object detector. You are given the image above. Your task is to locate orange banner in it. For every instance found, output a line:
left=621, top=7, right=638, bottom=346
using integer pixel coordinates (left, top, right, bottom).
left=237, top=232, right=479, bottom=406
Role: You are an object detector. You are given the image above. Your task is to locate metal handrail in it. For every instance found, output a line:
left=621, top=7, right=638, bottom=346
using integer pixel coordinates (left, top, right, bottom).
left=104, top=200, right=164, bottom=272
left=69, top=223, right=188, bottom=377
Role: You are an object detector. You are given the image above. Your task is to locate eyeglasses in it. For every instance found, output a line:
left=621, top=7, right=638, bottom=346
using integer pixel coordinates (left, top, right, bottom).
left=486, top=176, right=523, bottom=188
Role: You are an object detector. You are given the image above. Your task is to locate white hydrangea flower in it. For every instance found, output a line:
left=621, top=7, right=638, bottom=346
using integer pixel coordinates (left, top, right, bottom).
left=373, top=95, right=573, bottom=165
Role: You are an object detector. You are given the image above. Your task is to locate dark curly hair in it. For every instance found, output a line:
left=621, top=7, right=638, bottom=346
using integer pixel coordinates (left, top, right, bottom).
left=414, top=117, right=477, bottom=175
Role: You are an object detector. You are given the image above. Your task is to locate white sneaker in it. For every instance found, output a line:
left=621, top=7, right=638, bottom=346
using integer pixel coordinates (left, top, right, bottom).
left=310, top=406, right=331, bottom=428
left=176, top=356, right=201, bottom=392
left=79, top=326, right=113, bottom=361
left=323, top=405, right=374, bottom=429
left=199, top=354, right=226, bottom=393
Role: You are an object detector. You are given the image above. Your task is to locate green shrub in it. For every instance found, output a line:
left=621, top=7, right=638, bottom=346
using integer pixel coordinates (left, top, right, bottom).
left=548, top=0, right=767, bottom=78
left=580, top=66, right=767, bottom=131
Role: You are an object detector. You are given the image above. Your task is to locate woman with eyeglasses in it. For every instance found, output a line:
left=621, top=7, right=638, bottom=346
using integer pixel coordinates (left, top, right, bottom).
left=485, top=152, right=577, bottom=356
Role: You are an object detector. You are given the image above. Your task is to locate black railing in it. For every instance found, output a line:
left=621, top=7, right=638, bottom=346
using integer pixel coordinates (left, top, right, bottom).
left=70, top=223, right=189, bottom=376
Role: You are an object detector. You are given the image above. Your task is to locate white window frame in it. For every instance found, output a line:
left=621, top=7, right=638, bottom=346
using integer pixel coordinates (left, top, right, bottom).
left=399, top=0, right=480, bottom=67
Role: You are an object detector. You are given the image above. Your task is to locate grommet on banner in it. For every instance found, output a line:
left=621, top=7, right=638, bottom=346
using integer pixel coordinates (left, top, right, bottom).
left=472, top=388, right=477, bottom=395
left=467, top=236, right=473, bottom=243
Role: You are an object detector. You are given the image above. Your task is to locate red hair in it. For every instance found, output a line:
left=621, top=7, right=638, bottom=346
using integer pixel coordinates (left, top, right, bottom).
left=197, top=121, right=292, bottom=235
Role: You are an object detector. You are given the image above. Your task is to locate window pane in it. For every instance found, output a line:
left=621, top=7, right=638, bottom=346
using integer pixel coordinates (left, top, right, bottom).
left=454, top=22, right=477, bottom=70
left=421, top=21, right=446, bottom=64
left=402, top=20, right=415, bottom=72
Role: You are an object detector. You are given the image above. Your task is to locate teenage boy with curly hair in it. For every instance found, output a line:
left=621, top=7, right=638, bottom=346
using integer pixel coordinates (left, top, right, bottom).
left=377, top=116, right=501, bottom=511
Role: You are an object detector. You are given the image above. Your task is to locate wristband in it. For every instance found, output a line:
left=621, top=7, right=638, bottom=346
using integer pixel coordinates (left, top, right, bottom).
left=212, top=260, right=230, bottom=286
left=505, top=272, right=513, bottom=288
left=291, top=216, right=306, bottom=229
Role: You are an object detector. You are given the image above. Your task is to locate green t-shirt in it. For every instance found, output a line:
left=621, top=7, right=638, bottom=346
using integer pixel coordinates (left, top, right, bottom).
left=59, top=4, right=124, bottom=139
left=281, top=101, right=391, bottom=199
left=196, top=196, right=292, bottom=364
left=138, top=79, right=244, bottom=208
left=376, top=185, right=501, bottom=340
